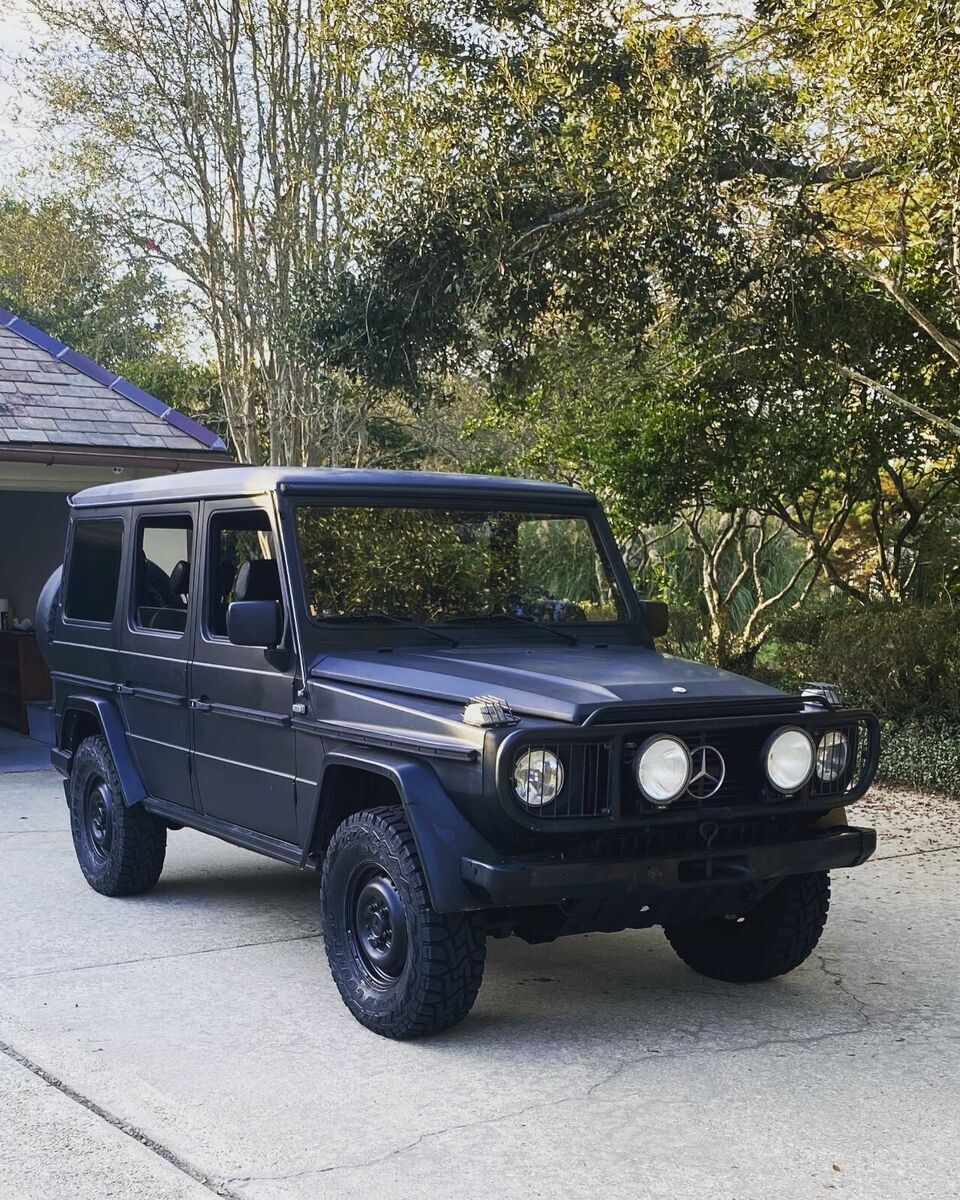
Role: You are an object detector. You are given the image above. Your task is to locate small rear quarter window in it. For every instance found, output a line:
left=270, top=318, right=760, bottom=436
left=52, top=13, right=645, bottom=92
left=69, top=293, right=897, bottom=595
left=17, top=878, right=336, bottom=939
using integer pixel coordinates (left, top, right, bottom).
left=64, top=519, right=124, bottom=623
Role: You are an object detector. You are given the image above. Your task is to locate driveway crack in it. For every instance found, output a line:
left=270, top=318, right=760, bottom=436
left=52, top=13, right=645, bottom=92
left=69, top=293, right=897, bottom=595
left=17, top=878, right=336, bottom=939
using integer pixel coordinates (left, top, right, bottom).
left=226, top=987, right=897, bottom=1190
left=0, top=1038, right=243, bottom=1199
left=3, top=932, right=321, bottom=981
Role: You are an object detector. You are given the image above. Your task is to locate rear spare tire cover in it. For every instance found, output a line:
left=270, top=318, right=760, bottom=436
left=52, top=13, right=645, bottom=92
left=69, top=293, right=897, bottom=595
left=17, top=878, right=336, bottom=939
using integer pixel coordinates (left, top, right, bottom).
left=35, top=565, right=62, bottom=666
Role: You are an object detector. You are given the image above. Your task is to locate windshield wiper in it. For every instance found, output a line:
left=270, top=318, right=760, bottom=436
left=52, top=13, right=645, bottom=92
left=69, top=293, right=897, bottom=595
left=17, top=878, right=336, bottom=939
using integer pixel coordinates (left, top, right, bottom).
left=313, top=612, right=460, bottom=647
left=441, top=613, right=578, bottom=645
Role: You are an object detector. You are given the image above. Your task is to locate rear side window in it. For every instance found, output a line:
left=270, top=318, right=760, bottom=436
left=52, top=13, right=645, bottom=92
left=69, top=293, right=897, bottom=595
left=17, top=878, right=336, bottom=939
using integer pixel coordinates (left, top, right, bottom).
left=64, top=519, right=124, bottom=623
left=133, top=515, right=193, bottom=634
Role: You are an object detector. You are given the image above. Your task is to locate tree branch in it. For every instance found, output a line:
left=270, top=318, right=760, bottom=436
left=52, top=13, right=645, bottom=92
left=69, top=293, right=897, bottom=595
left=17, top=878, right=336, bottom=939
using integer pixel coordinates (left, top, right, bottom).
left=825, top=361, right=960, bottom=440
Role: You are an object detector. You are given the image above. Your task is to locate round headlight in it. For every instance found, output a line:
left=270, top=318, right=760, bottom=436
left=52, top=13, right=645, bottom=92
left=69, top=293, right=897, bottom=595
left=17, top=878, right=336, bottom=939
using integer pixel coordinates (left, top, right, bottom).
left=513, top=748, right=564, bottom=808
left=635, top=735, right=691, bottom=806
left=765, top=727, right=815, bottom=793
left=816, top=730, right=849, bottom=782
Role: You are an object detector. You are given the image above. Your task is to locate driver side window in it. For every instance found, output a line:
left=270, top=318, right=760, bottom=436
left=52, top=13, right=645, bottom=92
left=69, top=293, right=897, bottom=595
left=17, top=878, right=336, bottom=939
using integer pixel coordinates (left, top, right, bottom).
left=205, top=509, right=283, bottom=638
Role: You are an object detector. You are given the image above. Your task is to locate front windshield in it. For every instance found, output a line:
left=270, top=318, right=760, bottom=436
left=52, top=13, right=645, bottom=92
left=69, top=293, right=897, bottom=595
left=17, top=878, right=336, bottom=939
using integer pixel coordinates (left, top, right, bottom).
left=295, top=506, right=626, bottom=625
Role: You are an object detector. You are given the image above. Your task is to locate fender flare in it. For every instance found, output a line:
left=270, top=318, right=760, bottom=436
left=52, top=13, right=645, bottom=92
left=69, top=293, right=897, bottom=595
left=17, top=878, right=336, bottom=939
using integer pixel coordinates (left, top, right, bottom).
left=305, top=749, right=498, bottom=914
left=59, top=696, right=147, bottom=808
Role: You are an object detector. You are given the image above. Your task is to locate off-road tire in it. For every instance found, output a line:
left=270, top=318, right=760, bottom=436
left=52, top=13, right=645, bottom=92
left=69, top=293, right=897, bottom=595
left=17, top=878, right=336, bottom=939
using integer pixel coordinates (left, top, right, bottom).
left=69, top=736, right=166, bottom=896
left=321, top=806, right=486, bottom=1039
left=664, top=871, right=830, bottom=983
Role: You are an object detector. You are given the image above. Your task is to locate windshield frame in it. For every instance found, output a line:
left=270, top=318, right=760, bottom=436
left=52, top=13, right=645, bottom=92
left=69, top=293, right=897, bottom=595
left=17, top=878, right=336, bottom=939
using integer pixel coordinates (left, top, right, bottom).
left=283, top=494, right=644, bottom=641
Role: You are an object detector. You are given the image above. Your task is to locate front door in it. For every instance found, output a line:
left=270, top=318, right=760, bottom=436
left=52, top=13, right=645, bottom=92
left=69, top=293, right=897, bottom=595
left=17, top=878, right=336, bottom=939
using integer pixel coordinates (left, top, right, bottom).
left=118, top=504, right=197, bottom=808
left=190, top=500, right=298, bottom=843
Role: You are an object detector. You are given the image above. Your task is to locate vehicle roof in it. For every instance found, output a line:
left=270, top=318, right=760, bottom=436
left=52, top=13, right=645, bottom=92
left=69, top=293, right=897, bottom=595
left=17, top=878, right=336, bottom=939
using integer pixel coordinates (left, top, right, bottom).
left=69, top=466, right=596, bottom=508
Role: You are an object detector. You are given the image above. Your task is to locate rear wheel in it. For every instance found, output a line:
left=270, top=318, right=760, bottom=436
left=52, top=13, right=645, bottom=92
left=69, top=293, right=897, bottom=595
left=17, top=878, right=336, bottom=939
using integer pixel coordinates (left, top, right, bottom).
left=664, top=871, right=830, bottom=983
left=321, top=806, right=486, bottom=1038
left=69, top=736, right=166, bottom=896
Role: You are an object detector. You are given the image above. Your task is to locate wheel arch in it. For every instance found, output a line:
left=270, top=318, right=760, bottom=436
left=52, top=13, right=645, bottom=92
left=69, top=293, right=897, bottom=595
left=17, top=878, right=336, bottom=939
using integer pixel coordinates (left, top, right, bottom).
left=304, top=750, right=497, bottom=913
left=59, top=696, right=147, bottom=808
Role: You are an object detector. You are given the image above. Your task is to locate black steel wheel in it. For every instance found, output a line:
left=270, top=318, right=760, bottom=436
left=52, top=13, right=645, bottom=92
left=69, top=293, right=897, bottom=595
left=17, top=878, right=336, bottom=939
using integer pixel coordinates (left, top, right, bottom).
left=345, top=864, right=410, bottom=987
left=82, top=773, right=115, bottom=862
left=69, top=736, right=166, bottom=896
left=322, top=806, right=486, bottom=1038
left=664, top=871, right=830, bottom=983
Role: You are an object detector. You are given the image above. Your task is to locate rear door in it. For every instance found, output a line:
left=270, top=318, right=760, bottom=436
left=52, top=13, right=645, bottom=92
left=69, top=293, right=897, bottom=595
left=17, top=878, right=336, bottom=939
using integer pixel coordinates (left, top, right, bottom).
left=118, top=504, right=197, bottom=808
left=189, top=498, right=298, bottom=842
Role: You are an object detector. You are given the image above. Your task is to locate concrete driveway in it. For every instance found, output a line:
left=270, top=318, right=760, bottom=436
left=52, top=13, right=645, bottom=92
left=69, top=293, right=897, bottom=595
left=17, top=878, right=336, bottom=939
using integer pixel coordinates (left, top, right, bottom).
left=1, top=772, right=958, bottom=1200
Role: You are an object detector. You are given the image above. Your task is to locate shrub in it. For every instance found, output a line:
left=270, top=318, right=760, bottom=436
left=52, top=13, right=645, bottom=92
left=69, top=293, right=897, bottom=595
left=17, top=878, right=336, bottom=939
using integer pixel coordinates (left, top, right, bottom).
left=772, top=602, right=960, bottom=722
left=877, top=720, right=960, bottom=797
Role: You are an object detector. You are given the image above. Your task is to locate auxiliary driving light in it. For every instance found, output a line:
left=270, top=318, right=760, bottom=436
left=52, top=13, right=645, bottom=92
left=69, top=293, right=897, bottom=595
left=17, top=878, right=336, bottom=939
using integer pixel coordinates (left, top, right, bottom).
left=513, top=748, right=564, bottom=808
left=634, top=735, right=692, bottom=806
left=764, top=727, right=815, bottom=794
left=816, top=730, right=850, bottom=782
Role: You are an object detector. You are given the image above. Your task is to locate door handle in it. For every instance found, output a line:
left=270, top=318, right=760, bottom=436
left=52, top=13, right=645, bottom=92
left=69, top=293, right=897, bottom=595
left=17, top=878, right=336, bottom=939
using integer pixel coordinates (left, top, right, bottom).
left=189, top=699, right=212, bottom=712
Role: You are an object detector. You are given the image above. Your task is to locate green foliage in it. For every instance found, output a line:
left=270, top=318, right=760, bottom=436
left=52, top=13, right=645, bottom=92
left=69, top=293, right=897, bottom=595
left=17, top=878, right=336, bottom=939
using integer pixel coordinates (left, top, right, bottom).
left=773, top=603, right=960, bottom=722
left=295, top=506, right=621, bottom=624
left=295, top=1, right=960, bottom=653
left=876, top=721, right=960, bottom=799
left=637, top=515, right=819, bottom=668
left=0, top=195, right=181, bottom=368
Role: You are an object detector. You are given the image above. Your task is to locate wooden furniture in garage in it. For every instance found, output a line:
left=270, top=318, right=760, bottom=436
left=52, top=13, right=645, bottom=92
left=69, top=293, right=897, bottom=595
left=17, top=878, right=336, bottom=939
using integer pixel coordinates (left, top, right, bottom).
left=0, top=630, right=51, bottom=733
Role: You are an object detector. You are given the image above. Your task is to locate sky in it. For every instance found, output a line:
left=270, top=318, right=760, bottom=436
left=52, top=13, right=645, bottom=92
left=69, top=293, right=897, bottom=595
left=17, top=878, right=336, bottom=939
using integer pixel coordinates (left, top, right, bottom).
left=0, top=3, right=44, bottom=177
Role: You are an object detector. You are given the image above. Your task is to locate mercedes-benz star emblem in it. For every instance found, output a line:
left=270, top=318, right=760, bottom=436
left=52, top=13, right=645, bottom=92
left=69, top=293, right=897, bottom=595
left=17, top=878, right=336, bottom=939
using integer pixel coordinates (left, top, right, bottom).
left=686, top=745, right=726, bottom=800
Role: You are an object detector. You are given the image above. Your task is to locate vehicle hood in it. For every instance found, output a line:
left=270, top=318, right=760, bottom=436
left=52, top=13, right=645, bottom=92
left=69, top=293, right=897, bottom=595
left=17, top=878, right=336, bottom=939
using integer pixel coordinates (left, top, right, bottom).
left=308, top=643, right=790, bottom=724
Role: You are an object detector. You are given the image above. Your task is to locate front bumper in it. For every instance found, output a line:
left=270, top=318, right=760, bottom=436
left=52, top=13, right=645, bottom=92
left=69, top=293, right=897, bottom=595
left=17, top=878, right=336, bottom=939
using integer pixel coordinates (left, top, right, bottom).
left=461, top=824, right=876, bottom=907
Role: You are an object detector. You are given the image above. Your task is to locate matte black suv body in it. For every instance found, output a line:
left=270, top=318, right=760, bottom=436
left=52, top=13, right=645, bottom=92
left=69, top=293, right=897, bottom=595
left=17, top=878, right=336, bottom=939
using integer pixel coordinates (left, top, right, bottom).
left=41, top=467, right=880, bottom=1037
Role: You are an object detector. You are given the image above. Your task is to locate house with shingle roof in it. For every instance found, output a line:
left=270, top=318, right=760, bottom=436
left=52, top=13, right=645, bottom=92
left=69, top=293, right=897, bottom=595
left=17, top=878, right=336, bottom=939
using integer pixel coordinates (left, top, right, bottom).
left=0, top=307, right=228, bottom=728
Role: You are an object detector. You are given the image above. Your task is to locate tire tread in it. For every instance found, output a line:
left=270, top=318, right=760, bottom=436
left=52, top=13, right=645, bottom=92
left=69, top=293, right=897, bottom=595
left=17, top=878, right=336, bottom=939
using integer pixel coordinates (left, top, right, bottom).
left=322, top=805, right=485, bottom=1038
left=664, top=871, right=830, bottom=983
left=69, top=736, right=166, bottom=897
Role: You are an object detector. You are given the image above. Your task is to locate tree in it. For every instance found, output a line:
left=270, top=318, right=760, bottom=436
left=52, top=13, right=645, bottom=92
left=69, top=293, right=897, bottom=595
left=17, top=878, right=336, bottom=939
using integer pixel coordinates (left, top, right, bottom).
left=0, top=194, right=179, bottom=365
left=301, top=2, right=960, bottom=661
left=0, top=192, right=225, bottom=429
left=23, top=0, right=431, bottom=464
left=754, top=0, right=960, bottom=441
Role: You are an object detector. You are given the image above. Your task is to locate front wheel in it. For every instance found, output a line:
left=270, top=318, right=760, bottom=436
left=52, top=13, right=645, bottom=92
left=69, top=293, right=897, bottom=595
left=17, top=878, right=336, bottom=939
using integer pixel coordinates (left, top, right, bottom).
left=664, top=871, right=830, bottom=983
left=321, top=807, right=486, bottom=1038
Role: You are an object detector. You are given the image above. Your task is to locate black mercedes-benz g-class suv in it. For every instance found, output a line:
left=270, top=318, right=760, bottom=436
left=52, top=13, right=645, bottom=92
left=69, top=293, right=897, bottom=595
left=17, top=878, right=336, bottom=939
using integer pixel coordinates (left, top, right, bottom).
left=38, top=467, right=879, bottom=1038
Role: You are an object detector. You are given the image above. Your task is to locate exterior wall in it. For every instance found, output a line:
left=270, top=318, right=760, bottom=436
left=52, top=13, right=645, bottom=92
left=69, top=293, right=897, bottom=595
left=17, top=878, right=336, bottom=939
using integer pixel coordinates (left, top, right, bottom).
left=0, top=490, right=70, bottom=623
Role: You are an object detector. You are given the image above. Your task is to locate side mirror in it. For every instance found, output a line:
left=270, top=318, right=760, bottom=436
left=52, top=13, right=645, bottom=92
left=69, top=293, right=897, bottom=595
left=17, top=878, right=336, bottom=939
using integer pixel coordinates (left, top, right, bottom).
left=642, top=600, right=669, bottom=638
left=227, top=600, right=281, bottom=648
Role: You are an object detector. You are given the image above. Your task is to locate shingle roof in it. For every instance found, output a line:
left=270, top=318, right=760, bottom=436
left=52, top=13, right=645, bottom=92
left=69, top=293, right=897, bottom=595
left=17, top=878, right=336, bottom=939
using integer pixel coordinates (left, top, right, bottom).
left=0, top=307, right=227, bottom=454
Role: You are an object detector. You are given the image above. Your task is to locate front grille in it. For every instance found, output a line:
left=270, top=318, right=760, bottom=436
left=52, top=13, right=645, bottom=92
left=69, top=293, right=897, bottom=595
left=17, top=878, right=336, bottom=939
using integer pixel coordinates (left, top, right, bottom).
left=622, top=725, right=770, bottom=814
left=620, top=719, right=870, bottom=817
left=501, top=712, right=877, bottom=827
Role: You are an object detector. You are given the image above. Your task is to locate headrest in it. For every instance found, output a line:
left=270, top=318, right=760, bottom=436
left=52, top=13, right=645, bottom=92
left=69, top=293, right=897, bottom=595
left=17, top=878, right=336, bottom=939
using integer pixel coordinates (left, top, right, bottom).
left=234, top=559, right=281, bottom=602
left=169, top=560, right=190, bottom=596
